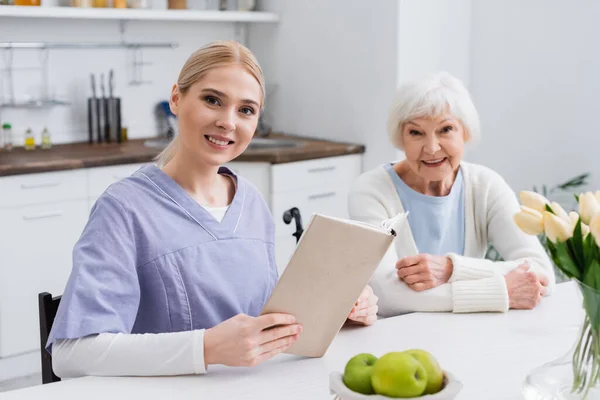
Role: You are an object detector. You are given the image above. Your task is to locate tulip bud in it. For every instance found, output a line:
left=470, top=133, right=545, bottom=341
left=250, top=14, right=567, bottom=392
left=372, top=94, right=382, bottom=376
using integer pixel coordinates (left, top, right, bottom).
left=543, top=211, right=573, bottom=243
left=550, top=202, right=570, bottom=222
left=590, top=214, right=600, bottom=248
left=519, top=191, right=550, bottom=213
left=514, top=206, right=544, bottom=235
left=582, top=223, right=591, bottom=238
left=567, top=211, right=581, bottom=234
left=579, top=192, right=600, bottom=225
left=569, top=211, right=580, bottom=225
left=595, top=191, right=600, bottom=204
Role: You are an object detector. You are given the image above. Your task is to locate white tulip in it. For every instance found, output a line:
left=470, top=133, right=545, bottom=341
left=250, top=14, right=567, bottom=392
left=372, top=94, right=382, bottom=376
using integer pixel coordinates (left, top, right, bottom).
left=567, top=211, right=580, bottom=235
left=514, top=206, right=544, bottom=236
left=590, top=214, right=600, bottom=248
left=569, top=211, right=580, bottom=225
left=582, top=223, right=591, bottom=238
left=543, top=211, right=573, bottom=243
left=550, top=202, right=570, bottom=223
left=519, top=191, right=550, bottom=213
left=579, top=192, right=600, bottom=225
left=595, top=190, right=600, bottom=204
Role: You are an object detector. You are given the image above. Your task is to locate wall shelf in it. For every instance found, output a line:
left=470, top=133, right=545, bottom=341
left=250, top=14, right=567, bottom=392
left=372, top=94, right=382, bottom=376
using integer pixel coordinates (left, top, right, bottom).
left=0, top=6, right=279, bottom=23
left=0, top=100, right=71, bottom=109
left=0, top=42, right=177, bottom=49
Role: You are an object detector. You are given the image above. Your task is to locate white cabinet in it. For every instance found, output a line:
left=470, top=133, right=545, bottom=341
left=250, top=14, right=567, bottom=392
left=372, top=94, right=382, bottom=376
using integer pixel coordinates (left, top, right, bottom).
left=0, top=169, right=87, bottom=208
left=0, top=200, right=89, bottom=358
left=0, top=165, right=146, bottom=358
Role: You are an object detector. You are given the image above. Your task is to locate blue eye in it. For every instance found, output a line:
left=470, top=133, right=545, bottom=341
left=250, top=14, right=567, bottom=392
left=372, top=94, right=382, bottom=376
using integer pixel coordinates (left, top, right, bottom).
left=440, top=126, right=454, bottom=133
left=409, top=130, right=421, bottom=136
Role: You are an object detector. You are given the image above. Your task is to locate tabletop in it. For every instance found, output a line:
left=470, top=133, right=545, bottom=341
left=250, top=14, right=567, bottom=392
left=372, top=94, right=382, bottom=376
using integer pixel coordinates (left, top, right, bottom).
left=2, top=282, right=583, bottom=400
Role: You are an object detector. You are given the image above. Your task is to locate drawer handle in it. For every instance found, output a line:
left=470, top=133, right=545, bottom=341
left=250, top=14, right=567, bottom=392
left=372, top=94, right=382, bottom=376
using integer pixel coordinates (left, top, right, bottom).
left=20, top=182, right=61, bottom=189
left=307, top=166, right=336, bottom=173
left=22, top=211, right=64, bottom=221
left=308, top=192, right=337, bottom=200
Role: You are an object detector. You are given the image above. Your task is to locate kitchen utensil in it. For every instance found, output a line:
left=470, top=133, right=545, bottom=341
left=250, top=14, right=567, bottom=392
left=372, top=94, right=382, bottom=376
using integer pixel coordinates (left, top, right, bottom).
left=88, top=73, right=101, bottom=144
left=108, top=69, right=122, bottom=143
left=100, top=73, right=111, bottom=143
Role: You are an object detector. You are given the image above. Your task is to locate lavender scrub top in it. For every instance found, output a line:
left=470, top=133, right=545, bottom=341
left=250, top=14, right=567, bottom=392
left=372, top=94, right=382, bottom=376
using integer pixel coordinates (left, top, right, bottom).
left=47, top=164, right=278, bottom=351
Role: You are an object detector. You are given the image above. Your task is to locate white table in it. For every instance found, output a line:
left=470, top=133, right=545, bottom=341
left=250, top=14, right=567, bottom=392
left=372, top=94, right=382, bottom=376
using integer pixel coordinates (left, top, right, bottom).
left=2, top=282, right=584, bottom=400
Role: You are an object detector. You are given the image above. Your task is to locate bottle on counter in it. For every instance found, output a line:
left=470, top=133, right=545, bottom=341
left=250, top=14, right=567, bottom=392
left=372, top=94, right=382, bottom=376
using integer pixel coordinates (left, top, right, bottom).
left=2, top=123, right=13, bottom=152
left=24, top=128, right=35, bottom=150
left=41, top=126, right=52, bottom=150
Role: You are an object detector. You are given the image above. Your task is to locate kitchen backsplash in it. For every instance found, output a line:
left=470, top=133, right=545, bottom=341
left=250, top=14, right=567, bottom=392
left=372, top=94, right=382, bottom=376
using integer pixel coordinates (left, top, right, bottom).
left=0, top=16, right=242, bottom=145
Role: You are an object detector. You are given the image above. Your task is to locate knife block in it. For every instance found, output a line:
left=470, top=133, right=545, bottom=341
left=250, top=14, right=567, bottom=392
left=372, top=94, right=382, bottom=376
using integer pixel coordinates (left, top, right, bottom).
left=88, top=97, right=122, bottom=144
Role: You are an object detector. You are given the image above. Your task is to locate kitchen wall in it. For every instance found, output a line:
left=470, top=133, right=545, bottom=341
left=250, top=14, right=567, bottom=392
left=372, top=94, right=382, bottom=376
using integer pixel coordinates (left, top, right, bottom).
left=465, top=0, right=600, bottom=195
left=249, top=0, right=472, bottom=171
left=253, top=0, right=599, bottom=197
left=249, top=0, right=400, bottom=171
left=3, top=0, right=597, bottom=195
left=0, top=16, right=250, bottom=145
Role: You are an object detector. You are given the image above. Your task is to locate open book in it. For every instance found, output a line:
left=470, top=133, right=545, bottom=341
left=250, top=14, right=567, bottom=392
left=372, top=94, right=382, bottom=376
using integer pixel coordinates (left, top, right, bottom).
left=260, top=212, right=408, bottom=357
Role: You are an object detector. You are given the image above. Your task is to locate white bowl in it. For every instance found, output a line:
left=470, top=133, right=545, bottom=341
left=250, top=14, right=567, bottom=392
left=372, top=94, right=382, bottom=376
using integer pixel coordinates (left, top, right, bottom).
left=329, top=370, right=463, bottom=400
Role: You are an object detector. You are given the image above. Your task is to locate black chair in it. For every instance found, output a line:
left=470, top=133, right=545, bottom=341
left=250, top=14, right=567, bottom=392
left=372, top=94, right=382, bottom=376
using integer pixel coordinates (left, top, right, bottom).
left=38, top=292, right=62, bottom=384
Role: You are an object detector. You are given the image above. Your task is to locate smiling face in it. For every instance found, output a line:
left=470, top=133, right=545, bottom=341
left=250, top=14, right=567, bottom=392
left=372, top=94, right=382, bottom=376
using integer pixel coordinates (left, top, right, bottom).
left=169, top=64, right=262, bottom=167
left=401, top=113, right=466, bottom=183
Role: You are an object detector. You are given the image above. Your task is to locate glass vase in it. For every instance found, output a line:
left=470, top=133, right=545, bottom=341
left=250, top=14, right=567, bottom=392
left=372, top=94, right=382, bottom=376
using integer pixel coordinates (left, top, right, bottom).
left=523, top=281, right=600, bottom=400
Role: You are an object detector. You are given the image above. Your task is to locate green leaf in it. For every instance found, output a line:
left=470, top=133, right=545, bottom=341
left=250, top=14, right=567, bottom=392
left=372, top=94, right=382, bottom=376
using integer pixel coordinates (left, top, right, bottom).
left=570, top=219, right=585, bottom=269
left=546, top=239, right=557, bottom=259
left=575, top=193, right=580, bottom=202
left=567, top=240, right=585, bottom=276
left=581, top=260, right=600, bottom=329
left=545, top=203, right=554, bottom=213
left=584, top=233, right=598, bottom=271
left=555, top=173, right=590, bottom=191
left=583, top=260, right=600, bottom=290
left=552, top=240, right=582, bottom=280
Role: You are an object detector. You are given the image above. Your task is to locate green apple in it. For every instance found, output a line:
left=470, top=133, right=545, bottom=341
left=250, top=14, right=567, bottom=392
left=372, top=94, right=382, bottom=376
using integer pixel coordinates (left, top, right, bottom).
left=404, top=349, right=444, bottom=395
left=371, top=352, right=427, bottom=398
left=343, top=353, right=378, bottom=395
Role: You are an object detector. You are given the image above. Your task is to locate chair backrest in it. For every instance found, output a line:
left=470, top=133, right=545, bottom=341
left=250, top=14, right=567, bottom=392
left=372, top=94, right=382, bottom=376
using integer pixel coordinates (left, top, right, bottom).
left=38, top=292, right=62, bottom=384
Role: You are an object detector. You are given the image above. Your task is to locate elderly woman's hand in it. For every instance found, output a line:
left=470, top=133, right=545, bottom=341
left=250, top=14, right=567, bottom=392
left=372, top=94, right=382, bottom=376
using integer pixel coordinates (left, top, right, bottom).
left=347, top=285, right=378, bottom=326
left=396, top=254, right=454, bottom=291
left=505, top=263, right=549, bottom=309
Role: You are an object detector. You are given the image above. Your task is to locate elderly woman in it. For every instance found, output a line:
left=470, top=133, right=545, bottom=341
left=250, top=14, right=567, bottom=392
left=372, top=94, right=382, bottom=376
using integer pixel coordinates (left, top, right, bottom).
left=348, top=72, right=555, bottom=317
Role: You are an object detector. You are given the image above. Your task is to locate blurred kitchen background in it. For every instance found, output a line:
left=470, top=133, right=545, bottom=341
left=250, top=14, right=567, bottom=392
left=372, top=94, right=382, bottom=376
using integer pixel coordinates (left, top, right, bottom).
left=0, top=0, right=598, bottom=392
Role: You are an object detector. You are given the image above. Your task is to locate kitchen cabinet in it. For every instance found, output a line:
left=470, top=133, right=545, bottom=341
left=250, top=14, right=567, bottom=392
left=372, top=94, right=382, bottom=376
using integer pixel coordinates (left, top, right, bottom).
left=0, top=200, right=89, bottom=358
left=0, top=153, right=362, bottom=358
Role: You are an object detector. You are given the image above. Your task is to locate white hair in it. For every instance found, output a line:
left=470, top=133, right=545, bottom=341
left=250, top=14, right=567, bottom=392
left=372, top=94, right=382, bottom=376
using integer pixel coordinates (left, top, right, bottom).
left=387, top=72, right=480, bottom=150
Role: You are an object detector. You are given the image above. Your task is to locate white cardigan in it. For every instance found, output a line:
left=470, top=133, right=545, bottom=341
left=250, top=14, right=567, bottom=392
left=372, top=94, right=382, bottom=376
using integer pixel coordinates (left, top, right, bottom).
left=348, top=162, right=556, bottom=316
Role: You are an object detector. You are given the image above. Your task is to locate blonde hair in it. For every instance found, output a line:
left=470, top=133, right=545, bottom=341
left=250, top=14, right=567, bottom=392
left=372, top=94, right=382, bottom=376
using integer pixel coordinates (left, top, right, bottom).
left=155, top=40, right=266, bottom=167
left=387, top=72, right=480, bottom=150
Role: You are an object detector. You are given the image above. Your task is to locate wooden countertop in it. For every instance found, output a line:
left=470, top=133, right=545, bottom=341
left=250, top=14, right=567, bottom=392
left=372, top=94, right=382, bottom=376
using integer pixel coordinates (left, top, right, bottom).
left=0, top=134, right=365, bottom=177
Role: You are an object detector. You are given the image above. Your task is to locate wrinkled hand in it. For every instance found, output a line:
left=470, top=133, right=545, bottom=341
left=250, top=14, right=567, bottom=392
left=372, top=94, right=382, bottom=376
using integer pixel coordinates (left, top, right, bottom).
left=396, top=254, right=453, bottom=291
left=505, top=263, right=548, bottom=310
left=347, top=285, right=378, bottom=326
left=204, top=313, right=302, bottom=368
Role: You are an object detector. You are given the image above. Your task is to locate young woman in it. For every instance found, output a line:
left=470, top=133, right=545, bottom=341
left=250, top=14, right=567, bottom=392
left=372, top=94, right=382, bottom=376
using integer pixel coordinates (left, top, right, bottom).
left=48, top=41, right=378, bottom=378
